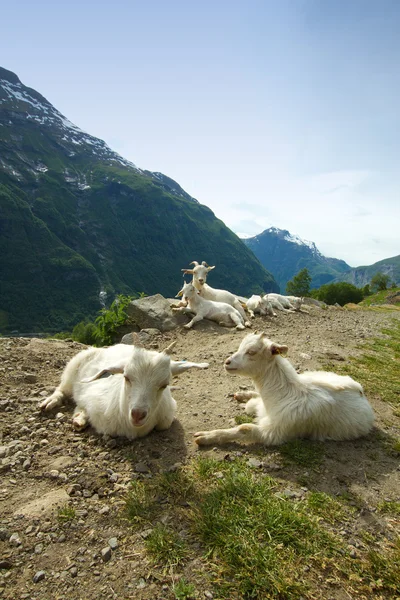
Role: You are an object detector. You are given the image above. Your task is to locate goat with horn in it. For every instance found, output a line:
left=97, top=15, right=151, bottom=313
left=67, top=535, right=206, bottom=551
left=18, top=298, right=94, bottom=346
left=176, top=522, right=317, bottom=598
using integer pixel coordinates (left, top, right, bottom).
left=40, top=340, right=209, bottom=439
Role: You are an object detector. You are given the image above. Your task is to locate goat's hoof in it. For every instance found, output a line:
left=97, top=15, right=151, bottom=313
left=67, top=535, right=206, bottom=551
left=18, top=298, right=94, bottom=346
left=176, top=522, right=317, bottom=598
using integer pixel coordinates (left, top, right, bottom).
left=193, top=431, right=212, bottom=446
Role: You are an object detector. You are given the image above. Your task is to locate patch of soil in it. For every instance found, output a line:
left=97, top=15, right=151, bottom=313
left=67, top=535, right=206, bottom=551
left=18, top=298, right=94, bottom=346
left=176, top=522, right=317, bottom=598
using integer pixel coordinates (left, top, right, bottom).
left=0, top=306, right=399, bottom=599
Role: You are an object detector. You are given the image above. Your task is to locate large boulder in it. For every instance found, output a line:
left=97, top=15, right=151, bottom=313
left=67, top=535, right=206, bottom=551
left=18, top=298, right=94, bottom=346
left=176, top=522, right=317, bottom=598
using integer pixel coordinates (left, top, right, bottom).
left=125, top=294, right=189, bottom=332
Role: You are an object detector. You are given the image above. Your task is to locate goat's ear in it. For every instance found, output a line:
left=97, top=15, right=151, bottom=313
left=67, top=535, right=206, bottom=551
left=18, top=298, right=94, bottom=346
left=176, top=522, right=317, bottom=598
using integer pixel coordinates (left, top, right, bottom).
left=163, top=341, right=177, bottom=355
left=176, top=289, right=184, bottom=297
left=81, top=365, right=124, bottom=383
left=189, top=261, right=199, bottom=266
left=207, top=265, right=215, bottom=271
left=270, top=344, right=288, bottom=357
left=181, top=268, right=194, bottom=275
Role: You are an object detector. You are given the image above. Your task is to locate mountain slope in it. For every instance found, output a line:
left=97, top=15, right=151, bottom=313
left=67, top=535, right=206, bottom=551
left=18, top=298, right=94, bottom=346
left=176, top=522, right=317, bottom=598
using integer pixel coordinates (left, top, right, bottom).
left=0, top=67, right=278, bottom=333
left=243, top=227, right=351, bottom=292
left=334, top=255, right=400, bottom=287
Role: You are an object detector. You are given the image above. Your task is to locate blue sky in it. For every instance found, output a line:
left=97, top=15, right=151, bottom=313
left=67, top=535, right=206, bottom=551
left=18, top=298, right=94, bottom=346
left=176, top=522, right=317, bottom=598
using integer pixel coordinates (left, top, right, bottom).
left=2, top=0, right=400, bottom=267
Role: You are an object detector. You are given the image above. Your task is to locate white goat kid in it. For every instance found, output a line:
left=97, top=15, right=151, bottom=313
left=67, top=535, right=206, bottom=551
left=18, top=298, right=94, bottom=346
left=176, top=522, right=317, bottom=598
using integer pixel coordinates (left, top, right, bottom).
left=40, top=342, right=209, bottom=439
left=246, top=294, right=276, bottom=317
left=182, top=261, right=251, bottom=327
left=194, top=332, right=374, bottom=446
left=264, top=294, right=296, bottom=313
left=174, top=282, right=246, bottom=330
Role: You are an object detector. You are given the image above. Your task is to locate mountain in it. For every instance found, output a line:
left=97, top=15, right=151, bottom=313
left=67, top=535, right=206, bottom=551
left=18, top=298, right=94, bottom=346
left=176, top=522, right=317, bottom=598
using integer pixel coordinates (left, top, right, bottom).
left=334, top=255, right=400, bottom=288
left=0, top=67, right=278, bottom=333
left=243, top=227, right=351, bottom=292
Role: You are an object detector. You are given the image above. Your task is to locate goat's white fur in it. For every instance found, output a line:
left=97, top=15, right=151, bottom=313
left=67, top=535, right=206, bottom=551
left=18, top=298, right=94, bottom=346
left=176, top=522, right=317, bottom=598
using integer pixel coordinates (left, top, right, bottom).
left=181, top=261, right=251, bottom=327
left=40, top=343, right=209, bottom=438
left=265, top=294, right=296, bottom=313
left=194, top=332, right=374, bottom=446
left=246, top=294, right=276, bottom=317
left=173, top=281, right=246, bottom=330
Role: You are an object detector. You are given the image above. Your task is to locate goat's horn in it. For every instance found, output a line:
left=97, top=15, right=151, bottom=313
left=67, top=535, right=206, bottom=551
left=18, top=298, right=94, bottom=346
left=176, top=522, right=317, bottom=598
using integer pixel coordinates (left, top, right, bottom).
left=163, top=341, right=177, bottom=355
left=189, top=261, right=199, bottom=266
left=201, top=261, right=209, bottom=267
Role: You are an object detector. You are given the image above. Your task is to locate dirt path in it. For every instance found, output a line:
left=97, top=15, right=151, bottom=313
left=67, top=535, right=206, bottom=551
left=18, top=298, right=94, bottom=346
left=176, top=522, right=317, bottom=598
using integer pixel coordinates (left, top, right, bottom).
left=0, top=306, right=399, bottom=599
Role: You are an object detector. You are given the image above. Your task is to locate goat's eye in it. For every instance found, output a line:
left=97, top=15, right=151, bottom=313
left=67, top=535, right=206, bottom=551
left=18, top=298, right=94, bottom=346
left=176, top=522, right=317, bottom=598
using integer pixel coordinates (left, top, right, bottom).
left=159, top=383, right=169, bottom=390
left=124, top=376, right=131, bottom=383
left=246, top=349, right=257, bottom=356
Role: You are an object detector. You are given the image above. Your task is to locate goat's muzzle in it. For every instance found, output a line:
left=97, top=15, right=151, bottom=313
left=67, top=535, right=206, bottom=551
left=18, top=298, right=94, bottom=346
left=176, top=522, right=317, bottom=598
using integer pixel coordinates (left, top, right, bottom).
left=224, top=357, right=237, bottom=372
left=131, top=409, right=148, bottom=426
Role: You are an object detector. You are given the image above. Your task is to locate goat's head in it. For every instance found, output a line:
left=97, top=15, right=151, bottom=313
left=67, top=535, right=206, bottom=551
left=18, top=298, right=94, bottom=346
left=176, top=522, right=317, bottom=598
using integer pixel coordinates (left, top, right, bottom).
left=224, top=333, right=288, bottom=377
left=181, top=260, right=215, bottom=287
left=176, top=281, right=198, bottom=302
left=81, top=343, right=177, bottom=428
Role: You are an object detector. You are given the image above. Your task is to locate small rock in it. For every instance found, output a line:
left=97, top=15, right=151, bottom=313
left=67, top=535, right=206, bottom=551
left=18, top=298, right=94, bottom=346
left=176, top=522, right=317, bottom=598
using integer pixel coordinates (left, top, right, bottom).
left=22, top=459, right=31, bottom=471
left=349, top=548, right=358, bottom=559
left=137, top=578, right=147, bottom=589
left=9, top=533, right=21, bottom=546
left=34, top=543, right=44, bottom=554
left=24, top=373, right=37, bottom=383
left=134, top=462, right=150, bottom=474
left=0, top=560, right=13, bottom=570
left=70, top=566, right=78, bottom=577
left=33, top=570, right=46, bottom=583
left=247, top=458, right=263, bottom=469
left=108, top=537, right=118, bottom=550
left=101, top=547, right=112, bottom=562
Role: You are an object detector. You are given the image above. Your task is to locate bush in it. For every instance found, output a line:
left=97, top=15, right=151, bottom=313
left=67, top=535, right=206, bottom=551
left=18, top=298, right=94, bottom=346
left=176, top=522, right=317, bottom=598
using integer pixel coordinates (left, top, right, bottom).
left=314, top=282, right=364, bottom=306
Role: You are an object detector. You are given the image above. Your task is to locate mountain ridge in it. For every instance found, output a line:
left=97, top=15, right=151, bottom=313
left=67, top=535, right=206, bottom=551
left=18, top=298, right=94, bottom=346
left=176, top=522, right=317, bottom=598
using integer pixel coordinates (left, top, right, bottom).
left=0, top=67, right=278, bottom=333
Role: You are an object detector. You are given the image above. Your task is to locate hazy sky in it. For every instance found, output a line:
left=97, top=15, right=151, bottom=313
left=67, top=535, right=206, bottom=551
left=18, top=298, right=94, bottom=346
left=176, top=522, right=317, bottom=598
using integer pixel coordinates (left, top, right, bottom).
left=2, top=0, right=400, bottom=267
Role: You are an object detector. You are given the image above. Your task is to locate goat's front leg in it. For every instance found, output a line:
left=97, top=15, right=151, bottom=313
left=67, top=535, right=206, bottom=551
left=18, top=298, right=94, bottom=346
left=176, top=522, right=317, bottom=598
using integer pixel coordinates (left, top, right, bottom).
left=72, top=408, right=89, bottom=431
left=194, top=423, right=265, bottom=446
left=234, top=390, right=260, bottom=403
left=184, top=314, right=203, bottom=329
left=172, top=306, right=192, bottom=314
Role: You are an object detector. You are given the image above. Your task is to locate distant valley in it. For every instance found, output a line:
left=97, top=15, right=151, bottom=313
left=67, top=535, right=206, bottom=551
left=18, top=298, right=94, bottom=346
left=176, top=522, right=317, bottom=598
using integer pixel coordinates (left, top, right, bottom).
left=243, top=227, right=399, bottom=292
left=0, top=66, right=277, bottom=333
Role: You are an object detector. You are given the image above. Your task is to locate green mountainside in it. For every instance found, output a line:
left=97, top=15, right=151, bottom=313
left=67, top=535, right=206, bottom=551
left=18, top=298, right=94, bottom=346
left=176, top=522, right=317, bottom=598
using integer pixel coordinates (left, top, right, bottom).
left=244, top=227, right=351, bottom=292
left=334, top=255, right=400, bottom=288
left=0, top=67, right=278, bottom=333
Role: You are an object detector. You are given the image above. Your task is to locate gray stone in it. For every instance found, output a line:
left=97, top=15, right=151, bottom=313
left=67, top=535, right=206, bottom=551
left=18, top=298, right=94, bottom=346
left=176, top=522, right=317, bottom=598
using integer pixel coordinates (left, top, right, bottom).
left=33, top=570, right=46, bottom=583
left=108, top=537, right=118, bottom=550
left=126, top=294, right=189, bottom=332
left=101, top=547, right=112, bottom=562
left=9, top=533, right=21, bottom=546
left=134, top=462, right=150, bottom=474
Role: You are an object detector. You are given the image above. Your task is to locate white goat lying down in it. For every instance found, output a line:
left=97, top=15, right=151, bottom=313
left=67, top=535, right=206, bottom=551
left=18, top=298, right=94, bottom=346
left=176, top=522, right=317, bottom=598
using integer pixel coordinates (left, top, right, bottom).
left=182, top=261, right=251, bottom=327
left=40, top=342, right=209, bottom=439
left=266, top=293, right=302, bottom=312
left=173, top=282, right=246, bottom=330
left=245, top=294, right=276, bottom=318
left=194, top=332, right=374, bottom=446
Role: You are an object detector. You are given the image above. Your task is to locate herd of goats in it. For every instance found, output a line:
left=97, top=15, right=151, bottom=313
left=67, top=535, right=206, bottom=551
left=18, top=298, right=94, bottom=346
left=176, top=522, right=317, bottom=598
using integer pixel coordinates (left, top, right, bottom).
left=174, top=260, right=303, bottom=330
left=40, top=260, right=375, bottom=448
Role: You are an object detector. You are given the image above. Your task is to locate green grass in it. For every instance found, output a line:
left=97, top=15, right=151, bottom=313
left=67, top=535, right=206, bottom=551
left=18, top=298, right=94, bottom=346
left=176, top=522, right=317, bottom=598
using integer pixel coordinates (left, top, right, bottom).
left=377, top=500, right=400, bottom=515
left=172, top=578, right=197, bottom=600
left=234, top=413, right=254, bottom=425
left=144, top=523, right=187, bottom=567
left=124, top=456, right=400, bottom=598
left=359, top=287, right=400, bottom=307
left=332, top=320, right=400, bottom=409
left=57, top=504, right=76, bottom=522
left=279, top=439, right=325, bottom=467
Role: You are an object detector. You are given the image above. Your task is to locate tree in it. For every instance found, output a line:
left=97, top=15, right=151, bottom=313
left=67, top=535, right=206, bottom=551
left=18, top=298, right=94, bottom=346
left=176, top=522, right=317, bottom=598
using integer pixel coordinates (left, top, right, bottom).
left=315, top=282, right=364, bottom=306
left=286, top=268, right=312, bottom=297
left=370, top=272, right=391, bottom=292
